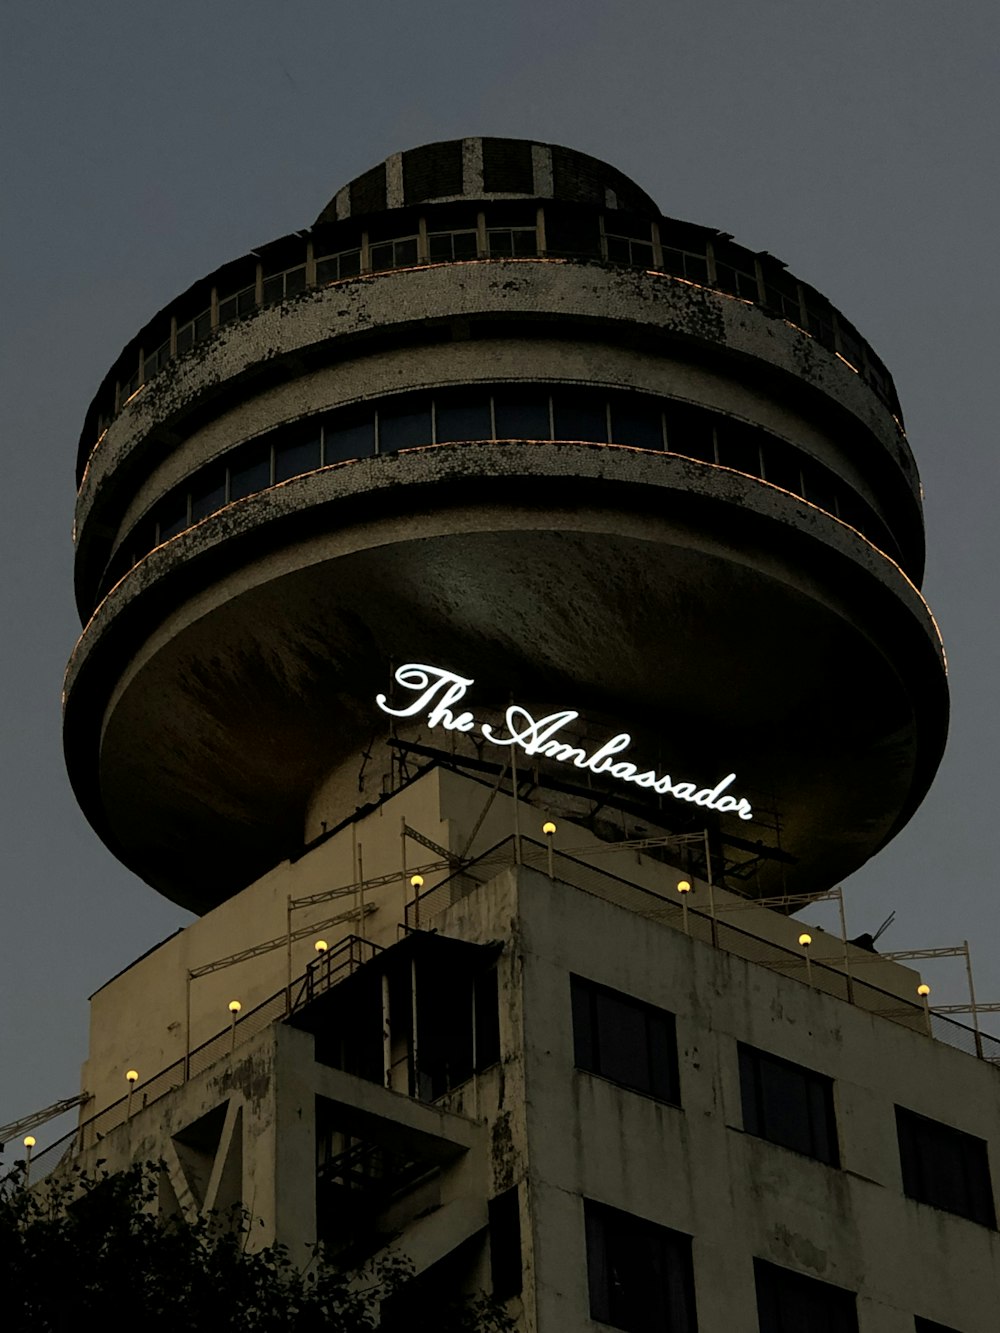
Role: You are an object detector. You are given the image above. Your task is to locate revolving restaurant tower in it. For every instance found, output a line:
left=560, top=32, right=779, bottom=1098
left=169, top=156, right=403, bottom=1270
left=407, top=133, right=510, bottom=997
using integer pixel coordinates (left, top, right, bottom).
left=67, top=137, right=946, bottom=912
left=60, top=142, right=1000, bottom=1333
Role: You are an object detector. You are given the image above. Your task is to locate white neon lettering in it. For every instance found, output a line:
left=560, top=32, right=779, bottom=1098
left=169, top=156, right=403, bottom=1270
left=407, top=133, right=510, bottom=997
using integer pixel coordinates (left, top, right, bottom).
left=376, top=663, right=754, bottom=821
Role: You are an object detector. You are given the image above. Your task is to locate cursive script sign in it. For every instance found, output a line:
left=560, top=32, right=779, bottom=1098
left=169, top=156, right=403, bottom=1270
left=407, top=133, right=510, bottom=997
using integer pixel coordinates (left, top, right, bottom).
left=376, top=663, right=753, bottom=821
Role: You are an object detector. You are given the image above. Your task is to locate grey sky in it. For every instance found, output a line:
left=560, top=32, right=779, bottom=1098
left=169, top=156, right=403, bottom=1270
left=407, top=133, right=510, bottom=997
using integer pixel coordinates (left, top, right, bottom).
left=2, top=1, right=998, bottom=1147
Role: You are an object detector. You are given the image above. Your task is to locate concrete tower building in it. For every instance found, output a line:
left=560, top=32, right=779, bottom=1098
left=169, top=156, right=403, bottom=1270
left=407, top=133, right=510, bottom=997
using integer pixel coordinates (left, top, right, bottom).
left=55, top=141, right=998, bottom=1330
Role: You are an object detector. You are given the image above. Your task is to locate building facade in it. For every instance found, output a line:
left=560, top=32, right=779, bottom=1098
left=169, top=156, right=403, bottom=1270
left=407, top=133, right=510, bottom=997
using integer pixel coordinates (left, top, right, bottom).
left=57, top=140, right=997, bottom=1330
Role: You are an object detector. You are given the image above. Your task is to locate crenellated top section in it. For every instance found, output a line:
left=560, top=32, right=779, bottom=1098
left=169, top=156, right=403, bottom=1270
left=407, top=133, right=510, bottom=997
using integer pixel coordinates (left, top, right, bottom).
left=314, top=139, right=662, bottom=223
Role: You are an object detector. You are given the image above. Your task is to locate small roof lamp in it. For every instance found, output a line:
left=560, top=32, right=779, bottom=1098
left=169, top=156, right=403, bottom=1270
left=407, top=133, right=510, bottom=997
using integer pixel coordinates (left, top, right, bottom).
left=543, top=822, right=557, bottom=878
left=676, top=879, right=692, bottom=934
left=23, top=1135, right=36, bottom=1184
left=125, top=1068, right=139, bottom=1119
left=798, top=933, right=813, bottom=982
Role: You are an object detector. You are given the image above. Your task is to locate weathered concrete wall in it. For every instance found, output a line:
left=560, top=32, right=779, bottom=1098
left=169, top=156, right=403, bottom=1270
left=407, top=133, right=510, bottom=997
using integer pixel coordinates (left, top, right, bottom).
left=518, top=868, right=1000, bottom=1332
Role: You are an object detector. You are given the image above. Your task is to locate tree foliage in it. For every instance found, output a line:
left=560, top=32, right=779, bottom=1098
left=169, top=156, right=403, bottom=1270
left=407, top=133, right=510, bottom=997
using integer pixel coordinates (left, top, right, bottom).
left=1, top=1160, right=515, bottom=1333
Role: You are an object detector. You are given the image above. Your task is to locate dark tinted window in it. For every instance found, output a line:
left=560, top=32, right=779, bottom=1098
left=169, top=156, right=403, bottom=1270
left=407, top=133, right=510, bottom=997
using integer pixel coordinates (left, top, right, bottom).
left=585, top=1201, right=696, bottom=1333
left=762, top=440, right=802, bottom=495
left=896, top=1107, right=996, bottom=1227
left=326, top=406, right=375, bottom=462
left=739, top=1044, right=839, bottom=1166
left=665, top=403, right=715, bottom=463
left=493, top=388, right=551, bottom=440
left=755, top=1259, right=857, bottom=1333
left=378, top=398, right=432, bottom=453
left=474, top=969, right=501, bottom=1071
left=553, top=390, right=608, bottom=442
left=156, top=492, right=189, bottom=541
left=228, top=442, right=271, bottom=500
left=274, top=431, right=321, bottom=482
left=436, top=393, right=492, bottom=442
left=716, top=422, right=764, bottom=476
left=190, top=468, right=227, bottom=522
left=572, top=975, right=679, bottom=1104
left=488, top=1187, right=522, bottom=1300
left=609, top=394, right=664, bottom=450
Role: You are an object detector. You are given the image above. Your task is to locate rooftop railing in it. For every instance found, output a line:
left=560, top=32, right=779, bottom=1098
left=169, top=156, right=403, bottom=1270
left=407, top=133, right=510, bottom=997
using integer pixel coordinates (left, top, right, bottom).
left=21, top=833, right=996, bottom=1184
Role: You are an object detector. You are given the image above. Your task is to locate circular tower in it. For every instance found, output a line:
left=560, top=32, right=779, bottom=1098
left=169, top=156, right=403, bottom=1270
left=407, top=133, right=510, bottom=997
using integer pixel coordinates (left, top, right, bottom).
left=65, top=138, right=948, bottom=912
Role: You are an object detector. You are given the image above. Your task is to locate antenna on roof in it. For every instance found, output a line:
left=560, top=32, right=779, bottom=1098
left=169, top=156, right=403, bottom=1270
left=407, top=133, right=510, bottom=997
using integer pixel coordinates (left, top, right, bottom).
left=872, top=911, right=896, bottom=945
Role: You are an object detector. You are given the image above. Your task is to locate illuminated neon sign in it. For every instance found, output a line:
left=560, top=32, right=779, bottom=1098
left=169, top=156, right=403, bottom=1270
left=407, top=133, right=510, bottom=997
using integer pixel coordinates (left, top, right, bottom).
left=376, top=663, right=753, bottom=821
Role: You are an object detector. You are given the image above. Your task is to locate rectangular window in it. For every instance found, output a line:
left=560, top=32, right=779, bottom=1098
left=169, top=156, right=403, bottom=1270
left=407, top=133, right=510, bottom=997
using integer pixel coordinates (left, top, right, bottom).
left=228, top=441, right=272, bottom=501
left=429, top=230, right=478, bottom=261
left=661, top=246, right=709, bottom=285
left=896, top=1106, right=996, bottom=1227
left=189, top=467, right=227, bottom=522
left=552, top=390, right=609, bottom=443
left=488, top=1186, right=522, bottom=1300
left=585, top=1200, right=696, bottom=1333
left=754, top=1259, right=857, bottom=1333
left=739, top=1044, right=838, bottom=1166
left=435, top=392, right=492, bottom=443
left=488, top=227, right=537, bottom=258
left=571, top=975, right=680, bottom=1104
left=274, top=431, right=322, bottom=483
left=377, top=398, right=432, bottom=453
left=325, top=406, right=375, bottom=462
left=493, top=387, right=551, bottom=441
left=609, top=393, right=665, bottom=451
left=316, top=249, right=362, bottom=284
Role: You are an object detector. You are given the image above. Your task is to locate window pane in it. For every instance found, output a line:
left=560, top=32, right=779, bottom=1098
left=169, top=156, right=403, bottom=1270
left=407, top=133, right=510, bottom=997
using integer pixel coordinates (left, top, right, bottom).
left=762, top=442, right=802, bottom=495
left=378, top=399, right=432, bottom=453
left=896, top=1106, right=996, bottom=1226
left=394, top=237, right=418, bottom=266
left=594, top=990, right=652, bottom=1093
left=325, top=407, right=375, bottom=462
left=429, top=233, right=454, bottom=261
left=190, top=468, right=227, bottom=522
left=716, top=422, right=763, bottom=475
left=175, top=323, right=194, bottom=354
left=512, top=228, right=538, bottom=257
left=740, top=1044, right=838, bottom=1165
left=755, top=1259, right=857, bottom=1333
left=194, top=310, right=212, bottom=340
left=339, top=249, right=361, bottom=277
left=610, top=396, right=664, bottom=450
left=285, top=266, right=306, bottom=296
left=274, top=431, right=322, bottom=482
left=665, top=404, right=715, bottom=463
left=370, top=242, right=395, bottom=271
left=452, top=230, right=478, bottom=259
left=228, top=442, right=271, bottom=500
left=553, top=391, right=608, bottom=443
left=586, top=1202, right=696, bottom=1333
left=436, top=393, right=492, bottom=443
left=572, top=975, right=679, bottom=1105
left=801, top=461, right=838, bottom=515
left=488, top=230, right=514, bottom=257
left=493, top=388, right=550, bottom=440
left=157, top=492, right=188, bottom=541
left=606, top=235, right=631, bottom=264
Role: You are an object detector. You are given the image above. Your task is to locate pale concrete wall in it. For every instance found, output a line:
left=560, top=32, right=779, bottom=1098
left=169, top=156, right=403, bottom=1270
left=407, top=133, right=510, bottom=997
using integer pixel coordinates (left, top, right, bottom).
left=516, top=867, right=1000, bottom=1332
